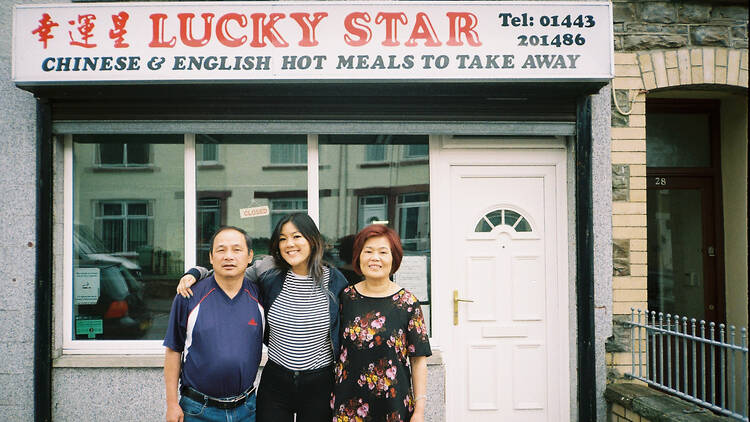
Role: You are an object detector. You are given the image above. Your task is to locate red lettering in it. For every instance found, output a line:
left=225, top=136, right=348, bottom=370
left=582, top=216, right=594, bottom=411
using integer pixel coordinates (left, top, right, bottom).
left=68, top=14, right=97, bottom=48
left=149, top=14, right=176, bottom=48
left=447, top=12, right=481, bottom=46
left=375, top=12, right=407, bottom=46
left=289, top=12, right=328, bottom=47
left=216, top=13, right=247, bottom=47
left=249, top=13, right=289, bottom=48
left=109, top=12, right=130, bottom=48
left=178, top=13, right=214, bottom=47
left=344, top=12, right=372, bottom=47
left=32, top=13, right=59, bottom=49
left=405, top=12, right=441, bottom=47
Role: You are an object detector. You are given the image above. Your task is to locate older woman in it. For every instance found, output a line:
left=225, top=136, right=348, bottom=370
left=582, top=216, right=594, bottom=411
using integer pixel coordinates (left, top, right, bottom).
left=332, top=225, right=431, bottom=422
left=177, top=213, right=348, bottom=422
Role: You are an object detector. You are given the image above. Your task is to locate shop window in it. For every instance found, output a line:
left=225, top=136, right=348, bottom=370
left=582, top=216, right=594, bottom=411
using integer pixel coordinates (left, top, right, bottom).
left=64, top=132, right=429, bottom=352
left=318, top=134, right=432, bottom=333
left=97, top=142, right=150, bottom=167
left=474, top=208, right=533, bottom=233
left=72, top=135, right=183, bottom=343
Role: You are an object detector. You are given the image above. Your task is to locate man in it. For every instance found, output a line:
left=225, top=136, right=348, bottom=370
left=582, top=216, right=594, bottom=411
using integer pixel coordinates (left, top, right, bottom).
left=164, top=226, right=263, bottom=422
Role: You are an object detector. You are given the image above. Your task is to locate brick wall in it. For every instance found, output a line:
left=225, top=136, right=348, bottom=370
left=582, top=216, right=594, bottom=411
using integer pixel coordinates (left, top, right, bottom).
left=607, top=0, right=748, bottom=384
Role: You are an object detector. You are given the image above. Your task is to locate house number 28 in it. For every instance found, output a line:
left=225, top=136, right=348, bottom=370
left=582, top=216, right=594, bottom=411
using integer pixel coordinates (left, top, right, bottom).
left=654, top=177, right=667, bottom=186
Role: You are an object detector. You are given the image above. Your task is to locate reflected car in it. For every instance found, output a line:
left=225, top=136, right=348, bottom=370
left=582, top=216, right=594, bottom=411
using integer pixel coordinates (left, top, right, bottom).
left=73, top=226, right=152, bottom=339
left=75, top=260, right=153, bottom=339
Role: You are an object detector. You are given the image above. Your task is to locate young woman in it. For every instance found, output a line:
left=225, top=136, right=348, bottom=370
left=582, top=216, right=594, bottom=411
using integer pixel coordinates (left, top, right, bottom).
left=332, top=225, right=431, bottom=422
left=177, top=213, right=348, bottom=422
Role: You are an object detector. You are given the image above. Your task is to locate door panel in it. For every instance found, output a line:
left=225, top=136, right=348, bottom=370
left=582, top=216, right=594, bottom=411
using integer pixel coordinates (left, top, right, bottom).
left=447, top=161, right=567, bottom=421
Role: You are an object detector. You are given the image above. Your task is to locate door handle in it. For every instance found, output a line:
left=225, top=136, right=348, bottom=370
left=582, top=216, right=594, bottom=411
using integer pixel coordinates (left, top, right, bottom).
left=453, top=290, right=474, bottom=326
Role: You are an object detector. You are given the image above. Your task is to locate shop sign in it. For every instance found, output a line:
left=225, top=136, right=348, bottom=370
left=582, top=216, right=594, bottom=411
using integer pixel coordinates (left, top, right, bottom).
left=13, top=1, right=613, bottom=84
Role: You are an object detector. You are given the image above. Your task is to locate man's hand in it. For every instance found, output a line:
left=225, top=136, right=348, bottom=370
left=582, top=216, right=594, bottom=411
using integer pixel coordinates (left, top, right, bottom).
left=166, top=401, right=184, bottom=422
left=176, top=274, right=197, bottom=298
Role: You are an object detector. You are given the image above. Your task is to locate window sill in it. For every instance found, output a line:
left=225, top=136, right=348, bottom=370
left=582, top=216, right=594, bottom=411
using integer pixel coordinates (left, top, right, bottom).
left=399, top=158, right=429, bottom=166
left=53, top=354, right=165, bottom=368
left=197, top=163, right=225, bottom=170
left=52, top=350, right=443, bottom=368
left=359, top=162, right=391, bottom=169
left=261, top=165, right=330, bottom=171
left=91, top=166, right=156, bottom=173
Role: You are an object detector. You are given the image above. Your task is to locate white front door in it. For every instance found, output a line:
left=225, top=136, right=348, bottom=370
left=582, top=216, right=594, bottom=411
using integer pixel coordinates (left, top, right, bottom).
left=433, top=142, right=570, bottom=421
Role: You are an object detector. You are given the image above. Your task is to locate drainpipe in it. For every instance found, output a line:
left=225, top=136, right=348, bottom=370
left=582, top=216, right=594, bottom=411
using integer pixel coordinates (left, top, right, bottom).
left=576, top=95, right=597, bottom=420
left=34, top=98, right=53, bottom=422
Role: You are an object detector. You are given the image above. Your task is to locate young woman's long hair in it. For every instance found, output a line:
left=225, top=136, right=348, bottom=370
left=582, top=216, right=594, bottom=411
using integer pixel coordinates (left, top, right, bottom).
left=269, top=213, right=326, bottom=286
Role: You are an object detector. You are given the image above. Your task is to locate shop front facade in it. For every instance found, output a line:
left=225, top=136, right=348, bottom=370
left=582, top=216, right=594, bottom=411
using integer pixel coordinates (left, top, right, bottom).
left=2, top=1, right=617, bottom=420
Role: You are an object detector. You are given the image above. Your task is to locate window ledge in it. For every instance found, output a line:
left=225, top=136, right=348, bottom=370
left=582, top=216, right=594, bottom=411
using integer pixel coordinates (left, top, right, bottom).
left=91, top=166, right=156, bottom=173
left=197, top=163, right=225, bottom=170
left=399, top=159, right=428, bottom=166
left=54, top=354, right=164, bottom=368
left=261, top=165, right=330, bottom=171
left=359, top=162, right=391, bottom=169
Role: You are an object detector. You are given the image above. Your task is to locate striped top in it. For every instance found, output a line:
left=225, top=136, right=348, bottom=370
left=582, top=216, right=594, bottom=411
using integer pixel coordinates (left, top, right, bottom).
left=267, top=267, right=334, bottom=370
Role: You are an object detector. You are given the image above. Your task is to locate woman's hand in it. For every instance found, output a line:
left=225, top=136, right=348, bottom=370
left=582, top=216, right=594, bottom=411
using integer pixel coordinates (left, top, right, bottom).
left=409, top=409, right=425, bottom=422
left=176, top=274, right=197, bottom=298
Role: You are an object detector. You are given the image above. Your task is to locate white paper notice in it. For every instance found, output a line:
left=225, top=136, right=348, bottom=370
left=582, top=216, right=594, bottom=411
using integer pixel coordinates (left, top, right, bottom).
left=393, top=255, right=428, bottom=301
left=74, top=268, right=101, bottom=305
left=240, top=206, right=270, bottom=219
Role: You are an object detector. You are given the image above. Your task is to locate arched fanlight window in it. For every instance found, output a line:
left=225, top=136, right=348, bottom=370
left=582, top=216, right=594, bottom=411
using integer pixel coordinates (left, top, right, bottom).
left=474, top=209, right=532, bottom=233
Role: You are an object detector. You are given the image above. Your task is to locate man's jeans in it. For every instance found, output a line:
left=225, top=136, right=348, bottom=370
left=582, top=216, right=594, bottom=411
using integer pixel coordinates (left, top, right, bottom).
left=180, top=392, right=256, bottom=422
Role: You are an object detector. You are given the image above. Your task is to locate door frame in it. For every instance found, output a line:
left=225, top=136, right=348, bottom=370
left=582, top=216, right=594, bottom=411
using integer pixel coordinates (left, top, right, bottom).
left=429, top=135, right=572, bottom=421
left=646, top=99, right=726, bottom=323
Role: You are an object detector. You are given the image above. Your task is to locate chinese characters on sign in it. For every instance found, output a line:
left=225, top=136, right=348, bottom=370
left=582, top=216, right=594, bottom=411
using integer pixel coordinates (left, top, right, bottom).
left=14, top=2, right=613, bottom=83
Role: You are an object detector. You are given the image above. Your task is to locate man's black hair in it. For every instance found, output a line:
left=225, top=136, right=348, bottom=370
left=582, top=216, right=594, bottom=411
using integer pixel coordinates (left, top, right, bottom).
left=209, top=226, right=252, bottom=253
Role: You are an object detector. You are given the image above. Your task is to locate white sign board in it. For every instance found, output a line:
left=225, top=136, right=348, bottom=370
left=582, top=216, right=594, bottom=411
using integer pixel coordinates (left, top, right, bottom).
left=13, top=1, right=613, bottom=84
left=74, top=267, right=100, bottom=305
left=393, top=255, right=428, bottom=301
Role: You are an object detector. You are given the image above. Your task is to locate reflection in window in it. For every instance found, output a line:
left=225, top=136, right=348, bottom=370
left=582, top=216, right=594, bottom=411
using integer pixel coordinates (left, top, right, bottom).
left=98, top=143, right=150, bottom=166
left=403, top=144, right=428, bottom=160
left=358, top=195, right=388, bottom=228
left=474, top=209, right=533, bottom=233
left=95, top=200, right=152, bottom=253
left=318, top=135, right=432, bottom=333
left=196, top=134, right=307, bottom=258
left=397, top=193, right=429, bottom=251
left=197, top=143, right=219, bottom=164
left=365, top=144, right=386, bottom=162
left=197, top=198, right=221, bottom=269
left=73, top=135, right=183, bottom=341
left=271, top=198, right=308, bottom=231
left=271, top=144, right=307, bottom=164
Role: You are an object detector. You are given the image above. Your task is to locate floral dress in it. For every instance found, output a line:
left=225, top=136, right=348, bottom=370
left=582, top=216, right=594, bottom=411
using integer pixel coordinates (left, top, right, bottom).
left=332, top=286, right=432, bottom=422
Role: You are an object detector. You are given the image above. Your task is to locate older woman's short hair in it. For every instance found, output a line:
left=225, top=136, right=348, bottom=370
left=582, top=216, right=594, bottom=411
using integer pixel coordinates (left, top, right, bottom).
left=351, top=224, right=404, bottom=275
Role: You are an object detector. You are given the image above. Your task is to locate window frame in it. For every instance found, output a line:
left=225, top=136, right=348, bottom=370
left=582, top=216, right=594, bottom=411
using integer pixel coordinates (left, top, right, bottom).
left=95, top=142, right=152, bottom=168
left=61, top=132, right=432, bottom=355
left=94, top=199, right=153, bottom=254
